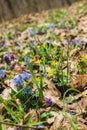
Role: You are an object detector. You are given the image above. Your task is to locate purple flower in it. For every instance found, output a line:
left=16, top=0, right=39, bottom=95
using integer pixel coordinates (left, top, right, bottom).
left=3, top=42, right=7, bottom=47
left=15, top=45, right=20, bottom=50
left=4, top=56, right=11, bottom=65
left=59, top=22, right=64, bottom=27
left=0, top=69, right=5, bottom=79
left=10, top=54, right=14, bottom=60
left=72, top=39, right=77, bottom=45
left=44, top=97, right=52, bottom=106
left=0, top=42, right=7, bottom=47
left=4, top=52, right=14, bottom=65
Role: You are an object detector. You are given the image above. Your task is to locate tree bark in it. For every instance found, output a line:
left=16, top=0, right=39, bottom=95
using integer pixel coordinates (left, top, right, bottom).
left=0, top=0, right=79, bottom=22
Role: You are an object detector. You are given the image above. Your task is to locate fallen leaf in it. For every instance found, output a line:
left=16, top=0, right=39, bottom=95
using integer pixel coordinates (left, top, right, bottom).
left=43, top=78, right=62, bottom=107
left=50, top=112, right=64, bottom=130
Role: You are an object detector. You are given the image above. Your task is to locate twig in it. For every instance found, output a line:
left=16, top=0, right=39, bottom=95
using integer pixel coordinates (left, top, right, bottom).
left=0, top=121, right=44, bottom=129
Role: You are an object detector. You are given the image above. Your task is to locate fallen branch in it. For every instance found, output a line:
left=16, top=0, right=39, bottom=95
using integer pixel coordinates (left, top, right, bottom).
left=0, top=121, right=44, bottom=130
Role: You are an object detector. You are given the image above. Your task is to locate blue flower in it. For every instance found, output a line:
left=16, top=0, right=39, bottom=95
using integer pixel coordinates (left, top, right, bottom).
left=65, top=39, right=70, bottom=44
left=46, top=41, right=52, bottom=45
left=14, top=75, right=23, bottom=87
left=78, top=41, right=83, bottom=46
left=48, top=23, right=57, bottom=29
left=24, top=56, right=30, bottom=63
left=0, top=69, right=5, bottom=79
left=22, top=85, right=33, bottom=95
left=4, top=51, right=10, bottom=55
left=22, top=86, right=29, bottom=94
left=69, top=111, right=74, bottom=116
left=37, top=124, right=44, bottom=127
left=21, top=71, right=31, bottom=81
left=13, top=72, right=31, bottom=89
left=43, top=73, right=46, bottom=78
left=28, top=29, right=36, bottom=37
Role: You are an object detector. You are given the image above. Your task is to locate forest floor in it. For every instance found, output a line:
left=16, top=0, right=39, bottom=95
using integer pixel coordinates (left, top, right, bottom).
left=0, top=0, right=87, bottom=130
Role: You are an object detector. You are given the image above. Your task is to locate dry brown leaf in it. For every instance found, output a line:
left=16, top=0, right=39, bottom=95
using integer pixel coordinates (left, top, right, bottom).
left=71, top=74, right=87, bottom=90
left=68, top=98, right=87, bottom=114
left=50, top=112, right=64, bottom=130
left=77, top=122, right=87, bottom=130
left=24, top=109, right=38, bottom=123
left=43, top=78, right=62, bottom=107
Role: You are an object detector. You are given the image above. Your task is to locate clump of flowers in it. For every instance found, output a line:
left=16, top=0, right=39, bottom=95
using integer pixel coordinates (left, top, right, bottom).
left=13, top=71, right=32, bottom=94
left=51, top=61, right=57, bottom=67
left=47, top=68, right=56, bottom=77
left=81, top=55, right=87, bottom=64
left=14, top=71, right=31, bottom=87
left=35, top=59, right=42, bottom=65
left=65, top=39, right=83, bottom=46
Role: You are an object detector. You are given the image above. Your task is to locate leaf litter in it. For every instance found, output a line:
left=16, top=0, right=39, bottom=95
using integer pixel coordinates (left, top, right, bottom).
left=0, top=0, right=87, bottom=130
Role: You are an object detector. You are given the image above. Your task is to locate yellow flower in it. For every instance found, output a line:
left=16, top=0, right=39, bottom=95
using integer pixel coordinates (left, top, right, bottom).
left=28, top=78, right=33, bottom=83
left=51, top=61, right=57, bottom=66
left=81, top=55, right=87, bottom=64
left=82, top=92, right=87, bottom=98
left=35, top=59, right=42, bottom=64
left=36, top=77, right=40, bottom=82
left=37, top=45, right=41, bottom=49
left=30, top=58, right=34, bottom=62
left=47, top=68, right=56, bottom=77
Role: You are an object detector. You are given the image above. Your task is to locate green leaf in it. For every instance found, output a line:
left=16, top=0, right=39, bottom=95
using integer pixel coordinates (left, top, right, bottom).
left=40, top=112, right=53, bottom=119
left=0, top=124, right=2, bottom=130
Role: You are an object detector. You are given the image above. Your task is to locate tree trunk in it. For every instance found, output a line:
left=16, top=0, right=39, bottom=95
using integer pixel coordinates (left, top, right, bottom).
left=0, top=0, right=79, bottom=22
